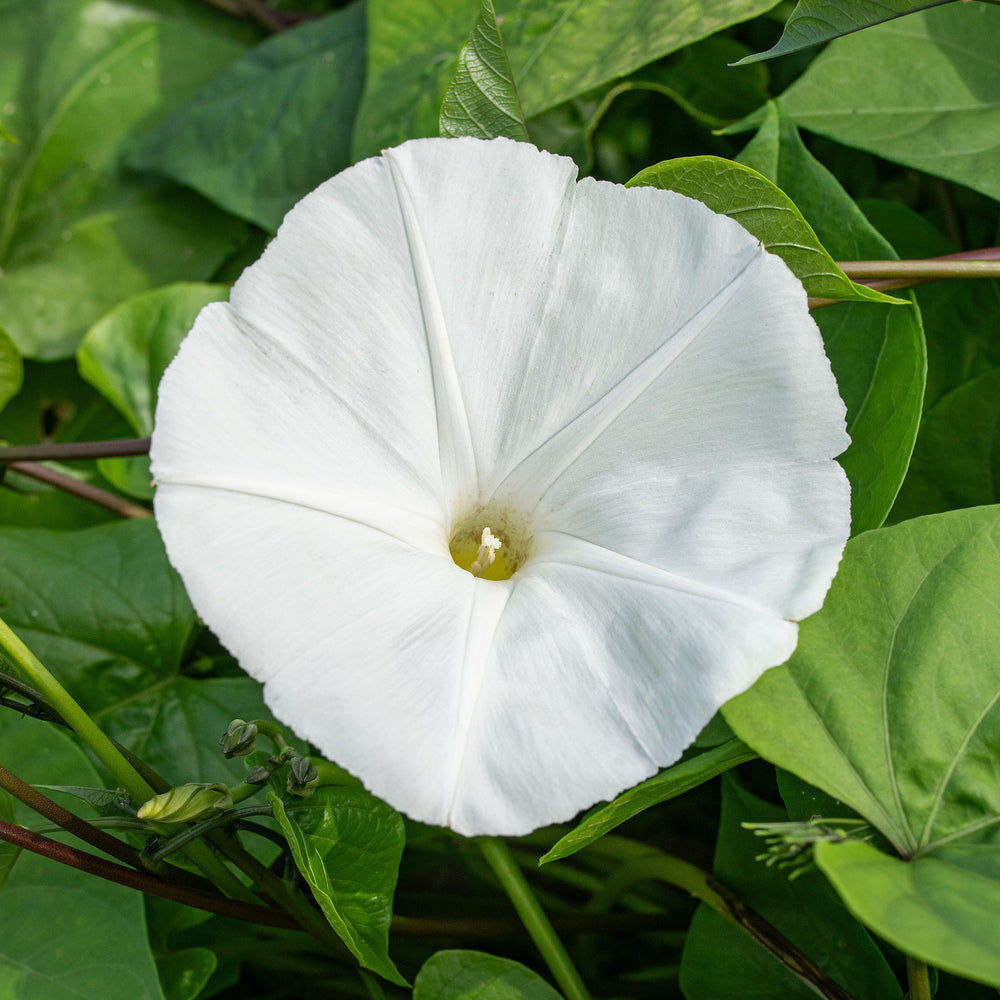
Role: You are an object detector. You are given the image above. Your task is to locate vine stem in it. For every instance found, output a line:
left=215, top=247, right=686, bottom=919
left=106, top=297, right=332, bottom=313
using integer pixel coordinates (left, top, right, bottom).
left=478, top=836, right=592, bottom=1000
left=0, top=438, right=151, bottom=462
left=578, top=837, right=855, bottom=1000
left=0, top=761, right=207, bottom=889
left=0, top=617, right=156, bottom=805
left=906, top=955, right=932, bottom=1000
left=0, top=818, right=295, bottom=928
left=6, top=461, right=152, bottom=519
left=840, top=257, right=1000, bottom=281
left=0, top=616, right=253, bottom=902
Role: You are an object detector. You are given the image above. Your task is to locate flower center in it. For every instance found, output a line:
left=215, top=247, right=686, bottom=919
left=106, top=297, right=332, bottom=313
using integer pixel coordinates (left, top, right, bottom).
left=449, top=507, right=533, bottom=581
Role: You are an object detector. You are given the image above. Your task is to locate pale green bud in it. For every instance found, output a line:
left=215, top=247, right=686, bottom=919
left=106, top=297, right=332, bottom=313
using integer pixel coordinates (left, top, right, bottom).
left=136, top=782, right=234, bottom=823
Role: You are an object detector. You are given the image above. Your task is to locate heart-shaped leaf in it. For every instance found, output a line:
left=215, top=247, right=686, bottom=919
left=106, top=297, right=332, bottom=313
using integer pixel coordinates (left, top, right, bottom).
left=725, top=505, right=1000, bottom=983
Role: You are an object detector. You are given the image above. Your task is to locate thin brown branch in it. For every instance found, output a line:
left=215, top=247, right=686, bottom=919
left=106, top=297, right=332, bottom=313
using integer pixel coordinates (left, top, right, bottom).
left=6, top=462, right=152, bottom=519
left=0, top=438, right=150, bottom=463
left=0, top=818, right=299, bottom=929
left=0, top=762, right=211, bottom=891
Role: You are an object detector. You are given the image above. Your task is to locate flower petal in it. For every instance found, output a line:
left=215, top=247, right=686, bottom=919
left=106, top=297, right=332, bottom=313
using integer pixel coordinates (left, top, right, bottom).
left=447, top=553, right=799, bottom=835
left=153, top=485, right=510, bottom=829
left=152, top=136, right=852, bottom=836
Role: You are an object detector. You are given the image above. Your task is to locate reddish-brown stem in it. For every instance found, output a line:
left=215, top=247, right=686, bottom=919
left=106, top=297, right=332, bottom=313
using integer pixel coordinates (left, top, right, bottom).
left=0, top=438, right=150, bottom=463
left=0, top=763, right=210, bottom=890
left=0, top=818, right=298, bottom=928
left=5, top=462, right=152, bottom=519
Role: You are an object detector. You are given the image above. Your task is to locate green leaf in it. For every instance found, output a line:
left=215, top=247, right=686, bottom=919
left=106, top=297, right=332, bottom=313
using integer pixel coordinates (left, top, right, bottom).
left=815, top=839, right=1000, bottom=988
left=0, top=360, right=133, bottom=528
left=738, top=105, right=926, bottom=533
left=0, top=718, right=166, bottom=999
left=77, top=283, right=228, bottom=435
left=679, top=779, right=900, bottom=1000
left=77, top=282, right=220, bottom=506
left=97, top=454, right=155, bottom=502
left=723, top=505, right=1000, bottom=857
left=891, top=369, right=1000, bottom=520
left=764, top=3, right=1000, bottom=202
left=354, top=0, right=779, bottom=158
left=127, top=3, right=366, bottom=232
left=0, top=326, right=24, bottom=415
left=414, top=950, right=564, bottom=1000
left=854, top=198, right=1000, bottom=408
left=0, top=789, right=18, bottom=893
left=269, top=788, right=407, bottom=985
left=0, top=520, right=271, bottom=783
left=0, top=0, right=248, bottom=359
left=627, top=156, right=901, bottom=305
left=624, top=36, right=771, bottom=128
left=540, top=739, right=757, bottom=864
left=440, top=0, right=528, bottom=141
left=153, top=947, right=217, bottom=1000
left=738, top=0, right=961, bottom=63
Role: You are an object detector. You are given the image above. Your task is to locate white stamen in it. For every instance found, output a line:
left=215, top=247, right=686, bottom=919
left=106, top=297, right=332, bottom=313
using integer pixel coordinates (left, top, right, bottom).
left=469, top=527, right=502, bottom=577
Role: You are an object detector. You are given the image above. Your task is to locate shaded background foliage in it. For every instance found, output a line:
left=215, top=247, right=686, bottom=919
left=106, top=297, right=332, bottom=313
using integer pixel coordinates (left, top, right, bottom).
left=1, top=0, right=999, bottom=998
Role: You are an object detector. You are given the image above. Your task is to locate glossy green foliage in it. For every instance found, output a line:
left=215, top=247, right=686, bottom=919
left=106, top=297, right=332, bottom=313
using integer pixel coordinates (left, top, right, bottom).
left=269, top=788, right=407, bottom=984
left=725, top=506, right=1000, bottom=983
left=680, top=779, right=900, bottom=999
left=628, top=156, right=900, bottom=303
left=0, top=0, right=249, bottom=360
left=770, top=3, right=1000, bottom=201
left=414, top=951, right=564, bottom=1000
left=0, top=520, right=271, bottom=781
left=738, top=105, right=926, bottom=533
left=0, top=722, right=166, bottom=999
left=817, top=839, right=1000, bottom=986
left=0, top=360, right=132, bottom=527
left=739, top=0, right=964, bottom=62
left=128, top=4, right=366, bottom=231
left=541, top=739, right=757, bottom=864
left=0, top=327, right=23, bottom=413
left=354, top=0, right=779, bottom=157
left=439, top=0, right=528, bottom=141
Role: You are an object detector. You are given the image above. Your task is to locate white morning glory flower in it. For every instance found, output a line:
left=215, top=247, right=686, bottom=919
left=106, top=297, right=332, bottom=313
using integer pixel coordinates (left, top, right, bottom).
left=151, top=137, right=850, bottom=837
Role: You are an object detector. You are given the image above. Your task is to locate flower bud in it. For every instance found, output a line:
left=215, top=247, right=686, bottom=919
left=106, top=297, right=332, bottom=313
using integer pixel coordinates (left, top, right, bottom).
left=219, top=719, right=258, bottom=758
left=136, top=782, right=234, bottom=823
left=286, top=756, right=319, bottom=797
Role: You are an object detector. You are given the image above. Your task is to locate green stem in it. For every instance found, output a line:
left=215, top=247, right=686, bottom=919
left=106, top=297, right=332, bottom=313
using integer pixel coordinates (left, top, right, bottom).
left=0, top=616, right=253, bottom=902
left=0, top=616, right=155, bottom=804
left=906, top=955, right=932, bottom=1000
left=204, top=825, right=353, bottom=958
left=145, top=805, right=272, bottom=863
left=840, top=258, right=1000, bottom=280
left=478, top=837, right=591, bottom=1000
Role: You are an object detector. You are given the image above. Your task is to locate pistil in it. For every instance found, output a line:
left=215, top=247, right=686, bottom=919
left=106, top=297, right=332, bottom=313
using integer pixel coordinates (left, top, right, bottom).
left=469, top=527, right=502, bottom=577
